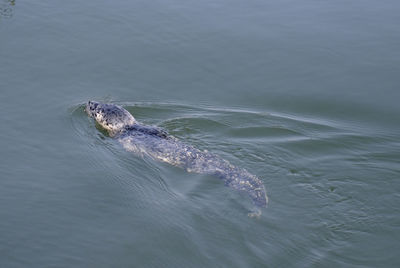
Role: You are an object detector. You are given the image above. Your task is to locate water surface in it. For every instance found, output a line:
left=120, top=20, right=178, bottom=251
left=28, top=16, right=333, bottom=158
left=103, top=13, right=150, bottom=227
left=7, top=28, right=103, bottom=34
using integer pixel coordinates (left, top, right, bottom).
left=1, top=0, right=399, bottom=267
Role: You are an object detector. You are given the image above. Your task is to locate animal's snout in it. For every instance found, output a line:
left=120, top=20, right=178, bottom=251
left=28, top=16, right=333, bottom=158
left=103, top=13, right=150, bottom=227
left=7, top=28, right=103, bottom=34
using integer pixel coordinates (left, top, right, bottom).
left=86, top=100, right=99, bottom=117
left=87, top=101, right=99, bottom=110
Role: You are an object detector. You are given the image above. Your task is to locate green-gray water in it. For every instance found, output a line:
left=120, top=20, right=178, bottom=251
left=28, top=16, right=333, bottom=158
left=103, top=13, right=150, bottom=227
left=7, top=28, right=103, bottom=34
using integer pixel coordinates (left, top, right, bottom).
left=1, top=0, right=399, bottom=267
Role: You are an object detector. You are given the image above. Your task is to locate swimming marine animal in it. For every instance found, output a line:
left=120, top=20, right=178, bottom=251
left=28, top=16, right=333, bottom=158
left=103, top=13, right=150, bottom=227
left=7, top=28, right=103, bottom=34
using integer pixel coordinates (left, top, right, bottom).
left=86, top=101, right=268, bottom=215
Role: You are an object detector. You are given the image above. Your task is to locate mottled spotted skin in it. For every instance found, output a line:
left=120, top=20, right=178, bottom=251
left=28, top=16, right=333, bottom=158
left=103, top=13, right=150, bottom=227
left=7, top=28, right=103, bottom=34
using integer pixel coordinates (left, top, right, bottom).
left=86, top=101, right=268, bottom=211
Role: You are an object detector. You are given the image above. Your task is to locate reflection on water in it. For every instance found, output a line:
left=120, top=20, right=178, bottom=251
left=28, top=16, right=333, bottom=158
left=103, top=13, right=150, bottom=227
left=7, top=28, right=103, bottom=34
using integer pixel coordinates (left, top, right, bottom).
left=0, top=0, right=15, bottom=19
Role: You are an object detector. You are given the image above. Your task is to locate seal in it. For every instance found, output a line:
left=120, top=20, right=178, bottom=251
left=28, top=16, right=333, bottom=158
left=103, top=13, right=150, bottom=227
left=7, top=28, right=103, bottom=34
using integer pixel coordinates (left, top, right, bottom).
left=86, top=101, right=268, bottom=215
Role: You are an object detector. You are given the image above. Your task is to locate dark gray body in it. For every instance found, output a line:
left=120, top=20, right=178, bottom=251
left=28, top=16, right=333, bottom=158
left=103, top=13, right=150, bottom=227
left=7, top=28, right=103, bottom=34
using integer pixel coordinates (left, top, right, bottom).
left=119, top=124, right=268, bottom=208
left=86, top=101, right=268, bottom=211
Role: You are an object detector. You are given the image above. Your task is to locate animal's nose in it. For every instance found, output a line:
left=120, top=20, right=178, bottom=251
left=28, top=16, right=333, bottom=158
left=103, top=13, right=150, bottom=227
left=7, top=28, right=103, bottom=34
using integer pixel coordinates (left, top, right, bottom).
left=87, top=100, right=99, bottom=109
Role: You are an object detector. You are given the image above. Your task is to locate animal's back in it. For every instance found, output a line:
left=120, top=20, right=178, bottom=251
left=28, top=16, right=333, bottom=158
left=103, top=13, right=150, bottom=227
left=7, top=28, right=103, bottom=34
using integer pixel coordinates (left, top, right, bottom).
left=119, top=125, right=268, bottom=208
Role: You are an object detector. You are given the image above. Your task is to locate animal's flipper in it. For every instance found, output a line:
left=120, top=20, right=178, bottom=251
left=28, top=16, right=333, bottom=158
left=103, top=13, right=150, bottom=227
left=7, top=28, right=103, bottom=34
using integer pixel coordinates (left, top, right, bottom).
left=214, top=167, right=268, bottom=210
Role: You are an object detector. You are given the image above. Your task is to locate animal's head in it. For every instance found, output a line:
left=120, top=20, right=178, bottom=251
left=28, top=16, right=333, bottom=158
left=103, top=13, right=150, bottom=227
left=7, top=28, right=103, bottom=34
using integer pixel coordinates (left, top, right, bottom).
left=86, top=101, right=136, bottom=136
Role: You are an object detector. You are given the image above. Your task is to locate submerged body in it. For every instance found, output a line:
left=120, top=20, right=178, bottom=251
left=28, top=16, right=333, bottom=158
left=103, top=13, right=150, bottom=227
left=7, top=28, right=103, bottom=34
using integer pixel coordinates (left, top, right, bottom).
left=86, top=101, right=268, bottom=211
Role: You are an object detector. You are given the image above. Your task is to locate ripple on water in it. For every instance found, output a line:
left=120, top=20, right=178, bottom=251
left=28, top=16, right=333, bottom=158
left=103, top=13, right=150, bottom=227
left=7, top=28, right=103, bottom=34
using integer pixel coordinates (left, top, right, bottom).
left=69, top=100, right=400, bottom=267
